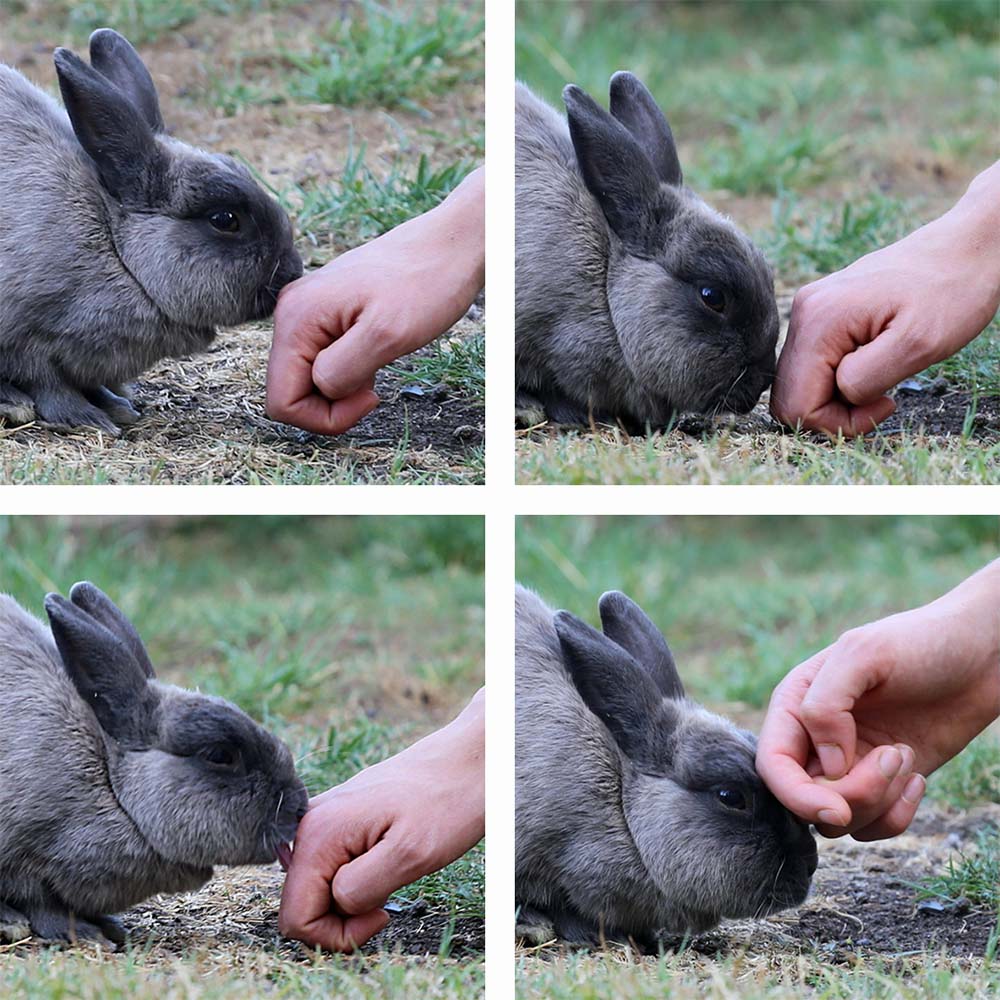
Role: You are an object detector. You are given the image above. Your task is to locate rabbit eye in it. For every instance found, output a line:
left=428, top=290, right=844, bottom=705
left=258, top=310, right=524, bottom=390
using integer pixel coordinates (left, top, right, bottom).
left=208, top=209, right=240, bottom=233
left=699, top=285, right=726, bottom=313
left=716, top=787, right=747, bottom=811
left=203, top=744, right=239, bottom=768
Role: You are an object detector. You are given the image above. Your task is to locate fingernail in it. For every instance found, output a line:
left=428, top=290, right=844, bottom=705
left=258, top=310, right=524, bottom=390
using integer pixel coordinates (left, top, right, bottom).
left=878, top=746, right=903, bottom=779
left=895, top=744, right=914, bottom=776
left=902, top=774, right=925, bottom=804
left=817, top=744, right=846, bottom=779
left=818, top=808, right=846, bottom=827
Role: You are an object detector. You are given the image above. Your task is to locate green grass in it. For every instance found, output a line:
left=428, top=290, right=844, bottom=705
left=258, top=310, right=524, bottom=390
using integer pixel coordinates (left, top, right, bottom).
left=516, top=425, right=1000, bottom=486
left=927, top=737, right=1000, bottom=809
left=918, top=826, right=1000, bottom=913
left=516, top=515, right=998, bottom=709
left=516, top=951, right=1000, bottom=999
left=389, top=329, right=486, bottom=401
left=286, top=0, right=483, bottom=110
left=257, top=149, right=475, bottom=265
left=0, top=0, right=296, bottom=45
left=4, top=952, right=484, bottom=999
left=201, top=0, right=483, bottom=114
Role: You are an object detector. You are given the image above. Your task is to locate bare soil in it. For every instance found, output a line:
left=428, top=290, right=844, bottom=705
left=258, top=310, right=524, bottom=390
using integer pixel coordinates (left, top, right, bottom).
left=3, top=865, right=484, bottom=964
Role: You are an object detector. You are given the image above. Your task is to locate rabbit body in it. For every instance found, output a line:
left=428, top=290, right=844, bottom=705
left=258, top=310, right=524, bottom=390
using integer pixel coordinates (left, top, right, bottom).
left=515, top=586, right=816, bottom=946
left=0, top=30, right=303, bottom=433
left=0, top=584, right=307, bottom=946
left=515, top=74, right=779, bottom=429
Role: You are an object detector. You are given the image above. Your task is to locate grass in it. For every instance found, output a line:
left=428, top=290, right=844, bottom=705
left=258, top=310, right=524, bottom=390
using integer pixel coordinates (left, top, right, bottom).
left=201, top=0, right=483, bottom=114
left=515, top=951, right=1000, bottom=999
left=516, top=425, right=1000, bottom=486
left=515, top=0, right=1000, bottom=484
left=918, top=827, right=1000, bottom=913
left=388, top=329, right=486, bottom=400
left=0, top=516, right=484, bottom=995
left=516, top=515, right=1000, bottom=995
left=268, top=150, right=476, bottom=265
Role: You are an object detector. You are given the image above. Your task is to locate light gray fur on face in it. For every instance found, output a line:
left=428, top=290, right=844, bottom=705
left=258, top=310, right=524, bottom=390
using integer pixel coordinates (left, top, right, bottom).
left=0, top=29, right=302, bottom=434
left=515, top=76, right=778, bottom=430
left=515, top=585, right=816, bottom=946
left=0, top=587, right=307, bottom=945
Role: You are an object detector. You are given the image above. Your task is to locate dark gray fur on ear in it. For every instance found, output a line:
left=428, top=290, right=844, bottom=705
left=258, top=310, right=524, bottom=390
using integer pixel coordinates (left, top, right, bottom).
left=54, top=46, right=165, bottom=201
left=89, top=28, right=166, bottom=133
left=554, top=609, right=678, bottom=771
left=562, top=83, right=673, bottom=250
left=608, top=71, right=682, bottom=186
left=69, top=581, right=155, bottom=679
left=598, top=590, right=685, bottom=700
left=44, top=592, right=157, bottom=743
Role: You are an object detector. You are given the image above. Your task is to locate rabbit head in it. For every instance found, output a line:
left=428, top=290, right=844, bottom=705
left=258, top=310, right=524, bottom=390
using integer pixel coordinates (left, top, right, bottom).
left=565, top=73, right=778, bottom=416
left=53, top=30, right=303, bottom=331
left=553, top=591, right=816, bottom=934
left=44, top=582, right=308, bottom=870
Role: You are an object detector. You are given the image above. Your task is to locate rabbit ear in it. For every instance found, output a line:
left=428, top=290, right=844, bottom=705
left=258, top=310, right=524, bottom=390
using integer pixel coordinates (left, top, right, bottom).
left=554, top=610, right=678, bottom=771
left=53, top=46, right=166, bottom=201
left=89, top=28, right=165, bottom=134
left=598, top=591, right=685, bottom=701
left=68, top=582, right=155, bottom=679
left=609, top=71, right=682, bottom=186
left=563, top=84, right=669, bottom=249
left=44, top=593, right=157, bottom=742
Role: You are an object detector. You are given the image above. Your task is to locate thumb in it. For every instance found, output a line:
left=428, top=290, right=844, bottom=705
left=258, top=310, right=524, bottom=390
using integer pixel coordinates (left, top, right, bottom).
left=835, top=319, right=928, bottom=405
left=313, top=319, right=399, bottom=401
left=330, top=837, right=414, bottom=916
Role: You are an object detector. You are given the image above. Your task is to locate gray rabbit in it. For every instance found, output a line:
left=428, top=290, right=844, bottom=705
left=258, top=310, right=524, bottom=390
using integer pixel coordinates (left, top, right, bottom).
left=0, top=29, right=303, bottom=433
left=515, top=72, right=779, bottom=430
left=0, top=582, right=308, bottom=947
left=515, top=586, right=816, bottom=948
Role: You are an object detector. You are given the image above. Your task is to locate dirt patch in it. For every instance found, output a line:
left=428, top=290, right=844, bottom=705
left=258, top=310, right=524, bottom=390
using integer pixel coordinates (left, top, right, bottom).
left=517, top=803, right=999, bottom=962
left=0, top=307, right=483, bottom=484
left=3, top=866, right=483, bottom=964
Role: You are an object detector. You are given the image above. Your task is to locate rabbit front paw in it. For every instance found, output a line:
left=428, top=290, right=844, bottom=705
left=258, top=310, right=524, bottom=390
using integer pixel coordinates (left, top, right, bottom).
left=0, top=901, right=31, bottom=942
left=26, top=908, right=124, bottom=948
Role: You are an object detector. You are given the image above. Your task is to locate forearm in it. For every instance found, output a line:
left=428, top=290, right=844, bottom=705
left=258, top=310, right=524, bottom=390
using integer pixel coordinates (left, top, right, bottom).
left=933, top=557, right=1000, bottom=689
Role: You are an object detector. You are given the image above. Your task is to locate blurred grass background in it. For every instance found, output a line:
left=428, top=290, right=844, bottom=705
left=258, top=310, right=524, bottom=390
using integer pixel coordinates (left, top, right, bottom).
left=516, top=515, right=1000, bottom=808
left=0, top=515, right=485, bottom=927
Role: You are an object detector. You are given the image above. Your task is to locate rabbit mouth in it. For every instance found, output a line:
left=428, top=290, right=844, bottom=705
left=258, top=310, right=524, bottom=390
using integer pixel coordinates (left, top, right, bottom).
left=276, top=841, right=294, bottom=871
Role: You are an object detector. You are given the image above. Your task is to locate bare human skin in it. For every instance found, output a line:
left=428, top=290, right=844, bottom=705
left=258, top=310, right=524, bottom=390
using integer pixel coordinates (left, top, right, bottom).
left=771, top=160, right=1000, bottom=437
left=757, top=559, right=1000, bottom=841
left=278, top=689, right=485, bottom=952
left=266, top=167, right=485, bottom=436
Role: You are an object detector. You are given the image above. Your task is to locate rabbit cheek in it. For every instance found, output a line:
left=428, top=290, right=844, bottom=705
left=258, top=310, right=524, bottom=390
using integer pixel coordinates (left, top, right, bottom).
left=607, top=258, right=703, bottom=418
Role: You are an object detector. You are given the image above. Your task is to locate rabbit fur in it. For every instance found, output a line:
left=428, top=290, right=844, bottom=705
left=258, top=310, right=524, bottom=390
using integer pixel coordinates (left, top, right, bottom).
left=515, top=72, right=779, bottom=430
left=0, top=582, right=307, bottom=947
left=0, top=29, right=303, bottom=433
left=515, top=585, right=816, bottom=947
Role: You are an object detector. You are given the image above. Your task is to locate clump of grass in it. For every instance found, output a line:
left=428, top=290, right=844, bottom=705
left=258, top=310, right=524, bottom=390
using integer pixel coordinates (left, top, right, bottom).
left=927, top=736, right=1000, bottom=809
left=762, top=190, right=918, bottom=283
left=286, top=0, right=483, bottom=110
left=389, top=330, right=485, bottom=402
left=56, top=0, right=290, bottom=45
left=918, top=825, right=1000, bottom=913
left=693, top=118, right=843, bottom=196
left=283, top=150, right=474, bottom=262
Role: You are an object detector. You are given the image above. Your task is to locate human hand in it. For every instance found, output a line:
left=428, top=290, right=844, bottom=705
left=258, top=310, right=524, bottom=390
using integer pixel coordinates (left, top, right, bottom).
left=266, top=167, right=485, bottom=435
left=771, top=162, right=1000, bottom=436
left=756, top=560, right=1000, bottom=841
left=278, top=689, right=485, bottom=952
